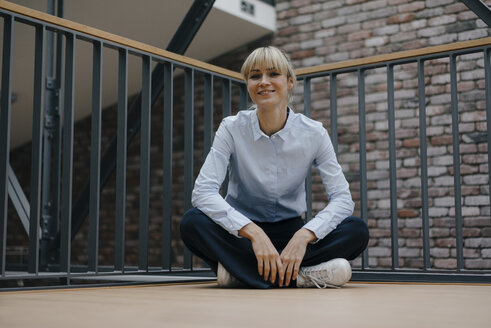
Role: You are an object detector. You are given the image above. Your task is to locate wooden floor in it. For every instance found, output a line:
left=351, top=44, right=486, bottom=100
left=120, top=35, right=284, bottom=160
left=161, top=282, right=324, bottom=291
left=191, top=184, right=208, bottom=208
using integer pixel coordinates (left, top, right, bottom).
left=1, top=282, right=491, bottom=328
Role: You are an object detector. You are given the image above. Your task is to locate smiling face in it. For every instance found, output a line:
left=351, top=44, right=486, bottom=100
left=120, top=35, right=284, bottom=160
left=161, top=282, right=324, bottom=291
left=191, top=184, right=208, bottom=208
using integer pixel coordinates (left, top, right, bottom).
left=241, top=47, right=297, bottom=112
left=246, top=67, right=294, bottom=111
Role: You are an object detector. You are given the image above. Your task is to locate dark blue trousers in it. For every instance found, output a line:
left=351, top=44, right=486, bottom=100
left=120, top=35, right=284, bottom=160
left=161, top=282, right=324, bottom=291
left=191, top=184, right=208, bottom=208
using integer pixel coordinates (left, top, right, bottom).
left=180, top=208, right=369, bottom=289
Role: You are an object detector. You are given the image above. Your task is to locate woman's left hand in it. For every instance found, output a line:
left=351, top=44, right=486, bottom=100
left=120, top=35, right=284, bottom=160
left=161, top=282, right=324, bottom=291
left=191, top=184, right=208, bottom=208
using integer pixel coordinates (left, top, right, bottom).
left=279, top=228, right=316, bottom=287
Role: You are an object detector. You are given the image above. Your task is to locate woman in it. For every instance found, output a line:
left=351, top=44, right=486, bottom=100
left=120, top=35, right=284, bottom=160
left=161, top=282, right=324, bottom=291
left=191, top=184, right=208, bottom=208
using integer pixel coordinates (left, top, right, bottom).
left=180, top=46, right=368, bottom=289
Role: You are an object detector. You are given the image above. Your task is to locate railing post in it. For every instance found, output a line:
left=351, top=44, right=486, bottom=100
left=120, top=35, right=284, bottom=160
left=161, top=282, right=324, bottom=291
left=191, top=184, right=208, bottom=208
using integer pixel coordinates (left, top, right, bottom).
left=220, top=79, right=231, bottom=197
left=222, top=78, right=232, bottom=118
left=138, top=55, right=152, bottom=271
left=204, top=73, right=214, bottom=156
left=162, top=62, right=173, bottom=270
left=115, top=48, right=128, bottom=272
left=28, top=24, right=46, bottom=274
left=60, top=32, right=76, bottom=275
left=484, top=48, right=491, bottom=216
left=239, top=84, right=248, bottom=111
left=47, top=0, right=64, bottom=265
left=304, top=78, right=312, bottom=222
left=358, top=69, right=369, bottom=269
left=88, top=40, right=103, bottom=273
left=330, top=74, right=338, bottom=155
left=183, top=68, right=195, bottom=270
left=418, top=59, right=431, bottom=270
left=40, top=0, right=62, bottom=269
left=450, top=53, right=464, bottom=271
left=387, top=64, right=399, bottom=270
left=0, top=15, right=14, bottom=276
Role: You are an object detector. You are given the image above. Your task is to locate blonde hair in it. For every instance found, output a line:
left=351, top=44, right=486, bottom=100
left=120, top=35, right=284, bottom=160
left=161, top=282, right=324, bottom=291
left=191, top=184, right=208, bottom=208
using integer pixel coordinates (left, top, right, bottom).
left=241, top=46, right=297, bottom=86
left=241, top=47, right=297, bottom=106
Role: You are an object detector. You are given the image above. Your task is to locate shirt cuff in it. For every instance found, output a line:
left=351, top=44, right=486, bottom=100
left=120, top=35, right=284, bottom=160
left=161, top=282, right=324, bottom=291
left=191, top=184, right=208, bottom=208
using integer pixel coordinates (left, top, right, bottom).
left=224, top=208, right=252, bottom=237
left=303, top=217, right=336, bottom=242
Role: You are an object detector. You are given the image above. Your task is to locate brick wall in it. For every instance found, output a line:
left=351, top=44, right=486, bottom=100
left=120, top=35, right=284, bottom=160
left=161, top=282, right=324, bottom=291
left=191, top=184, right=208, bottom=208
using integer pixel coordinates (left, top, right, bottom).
left=6, top=0, right=491, bottom=270
left=271, top=0, right=491, bottom=269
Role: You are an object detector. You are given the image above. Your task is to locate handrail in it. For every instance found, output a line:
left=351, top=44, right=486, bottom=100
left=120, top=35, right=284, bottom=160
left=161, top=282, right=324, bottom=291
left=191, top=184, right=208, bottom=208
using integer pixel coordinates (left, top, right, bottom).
left=0, top=0, right=243, bottom=80
left=5, top=1, right=491, bottom=83
left=296, top=37, right=491, bottom=77
left=1, top=0, right=491, bottom=289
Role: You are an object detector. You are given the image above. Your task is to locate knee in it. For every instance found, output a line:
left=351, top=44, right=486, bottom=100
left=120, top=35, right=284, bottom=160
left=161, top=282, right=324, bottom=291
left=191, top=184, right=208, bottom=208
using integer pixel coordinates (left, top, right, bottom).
left=344, top=216, right=369, bottom=247
left=180, top=208, right=206, bottom=237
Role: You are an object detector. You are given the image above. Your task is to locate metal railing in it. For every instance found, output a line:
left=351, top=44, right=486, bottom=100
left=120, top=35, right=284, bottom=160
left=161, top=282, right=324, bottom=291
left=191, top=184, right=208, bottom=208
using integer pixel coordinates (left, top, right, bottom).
left=0, top=2, right=246, bottom=289
left=298, top=37, right=491, bottom=283
left=1, top=2, right=491, bottom=289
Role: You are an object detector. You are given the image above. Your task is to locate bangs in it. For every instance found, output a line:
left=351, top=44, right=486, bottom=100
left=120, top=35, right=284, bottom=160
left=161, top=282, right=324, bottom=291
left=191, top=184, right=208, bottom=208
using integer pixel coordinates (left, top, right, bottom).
left=241, top=47, right=291, bottom=80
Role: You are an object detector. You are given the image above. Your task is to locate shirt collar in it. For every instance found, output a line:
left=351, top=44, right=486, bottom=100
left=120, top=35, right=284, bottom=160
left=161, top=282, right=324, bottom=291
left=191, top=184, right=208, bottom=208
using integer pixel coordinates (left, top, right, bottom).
left=252, top=106, right=293, bottom=142
left=275, top=107, right=293, bottom=141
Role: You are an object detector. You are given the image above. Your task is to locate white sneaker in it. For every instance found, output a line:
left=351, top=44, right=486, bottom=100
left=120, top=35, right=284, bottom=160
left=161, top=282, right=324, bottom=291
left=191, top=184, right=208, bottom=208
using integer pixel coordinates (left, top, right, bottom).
left=296, top=258, right=352, bottom=288
left=216, top=262, right=244, bottom=288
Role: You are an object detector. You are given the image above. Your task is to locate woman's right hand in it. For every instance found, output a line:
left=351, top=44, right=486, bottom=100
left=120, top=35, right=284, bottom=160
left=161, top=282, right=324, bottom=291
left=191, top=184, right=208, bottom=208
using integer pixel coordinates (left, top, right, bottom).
left=239, top=222, right=284, bottom=285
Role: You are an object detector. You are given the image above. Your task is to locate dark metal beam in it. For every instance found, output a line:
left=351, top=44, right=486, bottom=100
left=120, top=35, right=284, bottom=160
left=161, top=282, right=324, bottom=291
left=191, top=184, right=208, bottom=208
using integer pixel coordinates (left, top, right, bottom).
left=352, top=270, right=491, bottom=284
left=167, top=0, right=215, bottom=54
left=7, top=165, right=33, bottom=237
left=49, top=0, right=216, bottom=252
left=41, top=0, right=63, bottom=268
left=0, top=15, right=14, bottom=276
left=461, top=0, right=491, bottom=27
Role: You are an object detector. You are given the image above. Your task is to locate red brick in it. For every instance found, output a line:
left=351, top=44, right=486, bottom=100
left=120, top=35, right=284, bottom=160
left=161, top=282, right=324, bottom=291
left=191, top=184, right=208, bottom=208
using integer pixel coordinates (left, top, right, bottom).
left=399, top=228, right=421, bottom=238
left=460, top=186, right=481, bottom=196
left=397, top=168, right=418, bottom=178
left=434, top=258, right=457, bottom=269
left=290, top=49, right=315, bottom=59
left=277, top=26, right=300, bottom=37
left=430, top=247, right=450, bottom=258
left=431, top=228, right=450, bottom=237
left=461, top=227, right=482, bottom=239
left=406, top=239, right=423, bottom=247
left=459, top=144, right=477, bottom=154
left=404, top=199, right=422, bottom=208
left=397, top=189, right=421, bottom=198
left=445, top=2, right=467, bottom=14
left=404, top=259, right=424, bottom=268
left=465, top=259, right=491, bottom=269
left=388, top=13, right=415, bottom=24
left=428, top=188, right=451, bottom=197
left=461, top=111, right=487, bottom=122
left=348, top=30, right=373, bottom=41
left=370, top=228, right=392, bottom=237
left=457, top=11, right=477, bottom=21
left=463, top=154, right=488, bottom=164
left=431, top=135, right=453, bottom=146
left=436, top=238, right=457, bottom=247
left=278, top=9, right=298, bottom=19
left=463, top=248, right=480, bottom=258
left=464, top=217, right=491, bottom=227
left=376, top=258, right=396, bottom=267
left=397, top=209, right=418, bottom=218
left=448, top=164, right=478, bottom=176
left=398, top=1, right=425, bottom=13
left=402, top=138, right=420, bottom=148
left=290, top=0, right=313, bottom=8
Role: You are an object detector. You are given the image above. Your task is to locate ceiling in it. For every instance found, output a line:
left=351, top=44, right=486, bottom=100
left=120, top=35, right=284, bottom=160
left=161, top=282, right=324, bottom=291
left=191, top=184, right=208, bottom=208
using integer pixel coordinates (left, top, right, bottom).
left=2, top=0, right=276, bottom=147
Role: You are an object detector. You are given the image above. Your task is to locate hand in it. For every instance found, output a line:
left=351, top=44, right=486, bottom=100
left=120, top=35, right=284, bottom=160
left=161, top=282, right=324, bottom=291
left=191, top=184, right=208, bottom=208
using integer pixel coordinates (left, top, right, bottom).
left=279, top=228, right=316, bottom=287
left=239, top=222, right=284, bottom=285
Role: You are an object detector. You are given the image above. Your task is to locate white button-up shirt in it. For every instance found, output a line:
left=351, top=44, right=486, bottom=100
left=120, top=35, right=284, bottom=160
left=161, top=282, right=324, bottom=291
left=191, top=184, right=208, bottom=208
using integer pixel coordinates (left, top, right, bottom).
left=191, top=107, right=354, bottom=240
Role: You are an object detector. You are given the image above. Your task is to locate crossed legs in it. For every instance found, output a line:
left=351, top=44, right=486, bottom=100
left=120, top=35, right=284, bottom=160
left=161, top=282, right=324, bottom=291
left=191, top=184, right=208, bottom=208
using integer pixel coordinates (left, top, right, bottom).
left=180, top=208, right=369, bottom=289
